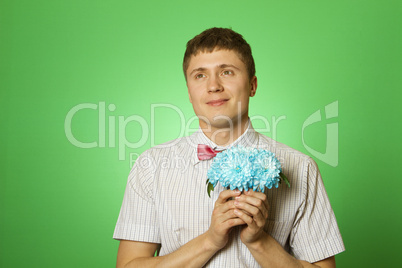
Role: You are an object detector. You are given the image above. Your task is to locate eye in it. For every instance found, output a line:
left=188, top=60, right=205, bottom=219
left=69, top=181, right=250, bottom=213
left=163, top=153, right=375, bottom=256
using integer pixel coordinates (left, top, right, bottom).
left=195, top=73, right=206, bottom=79
left=222, top=70, right=233, bottom=76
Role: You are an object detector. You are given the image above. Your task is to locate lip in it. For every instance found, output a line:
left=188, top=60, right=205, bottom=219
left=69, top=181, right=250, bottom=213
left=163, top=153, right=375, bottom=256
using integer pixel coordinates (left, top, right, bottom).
left=206, top=99, right=229, bottom=106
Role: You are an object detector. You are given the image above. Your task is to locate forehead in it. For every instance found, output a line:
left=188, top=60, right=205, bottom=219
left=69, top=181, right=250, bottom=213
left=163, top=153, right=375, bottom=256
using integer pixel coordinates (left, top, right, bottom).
left=187, top=49, right=245, bottom=72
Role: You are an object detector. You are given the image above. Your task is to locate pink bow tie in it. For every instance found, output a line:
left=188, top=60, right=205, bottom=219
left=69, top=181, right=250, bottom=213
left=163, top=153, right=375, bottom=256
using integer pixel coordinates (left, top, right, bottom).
left=197, top=144, right=223, bottom=161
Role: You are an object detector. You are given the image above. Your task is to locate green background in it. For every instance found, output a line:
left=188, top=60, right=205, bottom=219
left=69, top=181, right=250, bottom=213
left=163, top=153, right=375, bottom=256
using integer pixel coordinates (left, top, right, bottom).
left=1, top=0, right=401, bottom=267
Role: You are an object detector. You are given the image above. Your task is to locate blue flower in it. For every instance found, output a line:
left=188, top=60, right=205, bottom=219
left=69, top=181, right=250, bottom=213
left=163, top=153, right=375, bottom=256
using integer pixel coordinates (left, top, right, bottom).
left=207, top=145, right=289, bottom=196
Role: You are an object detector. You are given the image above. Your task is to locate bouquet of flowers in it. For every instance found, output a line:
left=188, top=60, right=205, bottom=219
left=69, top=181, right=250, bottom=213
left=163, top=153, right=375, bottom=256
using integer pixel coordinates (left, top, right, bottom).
left=206, top=146, right=290, bottom=197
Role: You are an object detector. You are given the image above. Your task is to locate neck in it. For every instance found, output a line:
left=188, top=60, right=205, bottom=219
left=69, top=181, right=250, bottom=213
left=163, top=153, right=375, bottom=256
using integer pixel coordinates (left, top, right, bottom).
left=200, top=117, right=249, bottom=146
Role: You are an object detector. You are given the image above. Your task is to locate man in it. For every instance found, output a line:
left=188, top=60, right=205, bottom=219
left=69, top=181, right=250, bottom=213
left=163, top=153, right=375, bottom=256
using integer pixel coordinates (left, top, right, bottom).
left=114, top=27, right=345, bottom=267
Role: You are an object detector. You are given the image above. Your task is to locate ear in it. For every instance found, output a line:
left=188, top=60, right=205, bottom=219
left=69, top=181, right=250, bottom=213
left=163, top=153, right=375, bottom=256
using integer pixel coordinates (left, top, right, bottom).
left=249, top=76, right=257, bottom=97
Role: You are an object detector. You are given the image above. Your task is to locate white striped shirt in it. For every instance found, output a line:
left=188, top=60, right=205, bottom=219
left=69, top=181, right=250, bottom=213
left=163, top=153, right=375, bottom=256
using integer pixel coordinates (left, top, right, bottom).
left=113, top=123, right=345, bottom=266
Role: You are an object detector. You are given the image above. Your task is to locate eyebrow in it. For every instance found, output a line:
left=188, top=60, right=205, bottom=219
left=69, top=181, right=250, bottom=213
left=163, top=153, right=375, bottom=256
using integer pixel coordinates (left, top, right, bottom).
left=189, top=64, right=240, bottom=76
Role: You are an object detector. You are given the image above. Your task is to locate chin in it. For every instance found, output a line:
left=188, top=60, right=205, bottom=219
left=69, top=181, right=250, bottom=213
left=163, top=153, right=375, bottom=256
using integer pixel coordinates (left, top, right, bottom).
left=204, top=116, right=238, bottom=129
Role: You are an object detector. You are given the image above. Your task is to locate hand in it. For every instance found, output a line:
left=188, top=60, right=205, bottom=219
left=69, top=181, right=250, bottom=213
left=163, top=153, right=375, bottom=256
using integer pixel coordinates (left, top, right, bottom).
left=233, top=190, right=269, bottom=245
left=205, top=189, right=246, bottom=250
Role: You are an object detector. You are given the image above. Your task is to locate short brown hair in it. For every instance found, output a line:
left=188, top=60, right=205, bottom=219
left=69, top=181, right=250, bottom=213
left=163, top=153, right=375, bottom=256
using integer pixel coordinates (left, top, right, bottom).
left=183, top=27, right=255, bottom=80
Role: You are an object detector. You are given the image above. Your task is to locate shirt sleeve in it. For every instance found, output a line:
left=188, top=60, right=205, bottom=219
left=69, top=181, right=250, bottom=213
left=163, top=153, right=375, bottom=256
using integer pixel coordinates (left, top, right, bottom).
left=113, top=150, right=161, bottom=243
left=290, top=157, right=345, bottom=262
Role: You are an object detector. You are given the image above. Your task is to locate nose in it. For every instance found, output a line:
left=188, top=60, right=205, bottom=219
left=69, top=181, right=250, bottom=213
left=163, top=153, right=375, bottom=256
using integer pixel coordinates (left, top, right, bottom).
left=208, top=75, right=223, bottom=93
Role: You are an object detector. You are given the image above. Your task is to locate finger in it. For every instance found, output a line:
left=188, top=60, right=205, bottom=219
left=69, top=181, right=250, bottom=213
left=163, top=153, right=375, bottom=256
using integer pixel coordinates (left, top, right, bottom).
left=234, top=207, right=267, bottom=231
left=213, top=195, right=244, bottom=220
left=234, top=200, right=260, bottom=217
left=214, top=199, right=237, bottom=215
left=233, top=200, right=267, bottom=227
left=233, top=208, right=255, bottom=226
left=215, top=208, right=246, bottom=229
left=236, top=194, right=268, bottom=218
left=240, top=191, right=269, bottom=219
left=222, top=217, right=247, bottom=229
left=245, top=190, right=269, bottom=207
left=222, top=208, right=244, bottom=221
left=215, top=189, right=241, bottom=207
left=239, top=208, right=253, bottom=217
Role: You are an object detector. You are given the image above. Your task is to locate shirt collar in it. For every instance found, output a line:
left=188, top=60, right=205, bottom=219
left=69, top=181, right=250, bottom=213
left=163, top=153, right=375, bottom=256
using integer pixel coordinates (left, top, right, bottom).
left=189, top=120, right=259, bottom=165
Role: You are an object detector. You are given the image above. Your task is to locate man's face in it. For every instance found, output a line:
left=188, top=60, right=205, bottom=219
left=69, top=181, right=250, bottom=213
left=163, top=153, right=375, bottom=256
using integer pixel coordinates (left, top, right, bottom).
left=186, top=49, right=257, bottom=130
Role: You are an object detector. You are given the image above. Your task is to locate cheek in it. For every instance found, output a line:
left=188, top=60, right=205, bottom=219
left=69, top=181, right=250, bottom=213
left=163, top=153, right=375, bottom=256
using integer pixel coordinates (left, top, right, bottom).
left=231, top=87, right=250, bottom=101
left=189, top=92, right=200, bottom=104
left=189, top=86, right=205, bottom=101
left=188, top=92, right=203, bottom=111
left=188, top=88, right=197, bottom=103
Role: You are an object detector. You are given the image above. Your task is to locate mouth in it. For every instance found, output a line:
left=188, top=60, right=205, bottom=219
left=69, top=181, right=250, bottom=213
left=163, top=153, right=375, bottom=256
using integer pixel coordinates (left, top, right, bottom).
left=206, top=99, right=229, bottom=106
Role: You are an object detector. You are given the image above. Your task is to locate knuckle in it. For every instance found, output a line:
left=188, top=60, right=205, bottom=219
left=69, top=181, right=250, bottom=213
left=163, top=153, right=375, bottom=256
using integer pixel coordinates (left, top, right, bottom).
left=227, top=219, right=235, bottom=227
left=218, top=191, right=227, bottom=199
left=243, top=210, right=252, bottom=216
left=252, top=208, right=259, bottom=215
left=228, top=200, right=236, bottom=208
left=231, top=210, right=238, bottom=217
